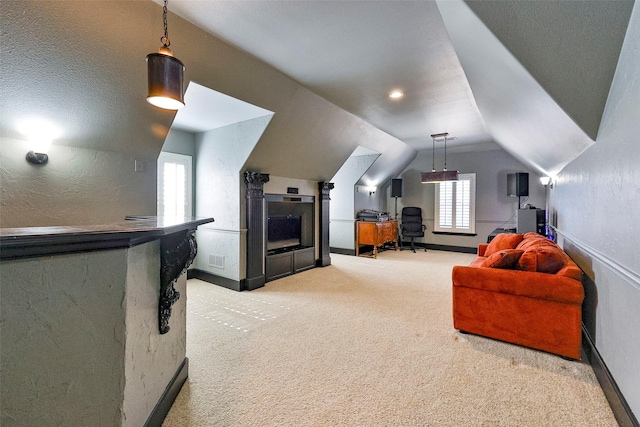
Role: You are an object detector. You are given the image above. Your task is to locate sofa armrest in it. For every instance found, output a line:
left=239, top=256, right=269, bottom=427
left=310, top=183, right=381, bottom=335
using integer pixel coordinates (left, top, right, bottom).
left=477, top=243, right=488, bottom=257
left=452, top=265, right=584, bottom=305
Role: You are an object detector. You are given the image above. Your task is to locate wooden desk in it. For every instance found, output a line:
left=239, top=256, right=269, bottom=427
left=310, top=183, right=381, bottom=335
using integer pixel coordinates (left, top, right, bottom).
left=356, top=220, right=398, bottom=258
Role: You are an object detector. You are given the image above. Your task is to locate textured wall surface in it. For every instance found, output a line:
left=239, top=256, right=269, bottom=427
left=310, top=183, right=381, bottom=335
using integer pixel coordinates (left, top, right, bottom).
left=193, top=116, right=272, bottom=280
left=551, top=3, right=640, bottom=416
left=123, top=242, right=187, bottom=427
left=0, top=241, right=188, bottom=427
left=0, top=137, right=157, bottom=227
left=1, top=1, right=172, bottom=227
left=0, top=250, right=129, bottom=426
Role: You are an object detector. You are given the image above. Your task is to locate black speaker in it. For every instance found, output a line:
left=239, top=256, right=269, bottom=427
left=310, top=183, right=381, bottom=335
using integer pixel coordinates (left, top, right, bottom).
left=391, top=179, right=402, bottom=198
left=507, top=173, right=529, bottom=197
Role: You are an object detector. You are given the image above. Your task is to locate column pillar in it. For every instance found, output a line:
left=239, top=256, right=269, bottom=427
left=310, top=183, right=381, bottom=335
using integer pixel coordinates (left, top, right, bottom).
left=317, top=181, right=334, bottom=267
left=244, top=171, right=270, bottom=290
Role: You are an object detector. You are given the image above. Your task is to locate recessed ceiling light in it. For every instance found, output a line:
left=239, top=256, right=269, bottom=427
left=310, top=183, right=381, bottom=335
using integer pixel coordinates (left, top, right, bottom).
left=389, top=90, right=404, bottom=99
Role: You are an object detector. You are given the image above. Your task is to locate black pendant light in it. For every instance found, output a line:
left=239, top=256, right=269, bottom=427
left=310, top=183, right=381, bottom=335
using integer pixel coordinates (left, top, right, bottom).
left=146, top=0, right=185, bottom=110
left=421, top=132, right=459, bottom=183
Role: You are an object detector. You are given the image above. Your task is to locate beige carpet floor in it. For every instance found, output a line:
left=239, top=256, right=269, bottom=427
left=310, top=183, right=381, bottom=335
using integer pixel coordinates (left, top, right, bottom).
left=163, top=250, right=617, bottom=426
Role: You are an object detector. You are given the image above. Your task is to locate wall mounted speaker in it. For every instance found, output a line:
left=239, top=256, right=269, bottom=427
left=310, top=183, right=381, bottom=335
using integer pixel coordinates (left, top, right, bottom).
left=391, top=179, right=403, bottom=198
left=507, top=173, right=529, bottom=197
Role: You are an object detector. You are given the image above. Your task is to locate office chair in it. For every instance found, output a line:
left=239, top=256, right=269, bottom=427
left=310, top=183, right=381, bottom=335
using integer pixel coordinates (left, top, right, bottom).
left=401, top=207, right=427, bottom=253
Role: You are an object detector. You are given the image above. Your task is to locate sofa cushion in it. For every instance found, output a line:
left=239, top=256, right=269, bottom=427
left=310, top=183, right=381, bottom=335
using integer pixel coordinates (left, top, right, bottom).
left=517, top=239, right=554, bottom=251
left=516, top=234, right=557, bottom=251
left=485, top=233, right=524, bottom=256
left=516, top=245, right=566, bottom=274
left=481, top=249, right=524, bottom=269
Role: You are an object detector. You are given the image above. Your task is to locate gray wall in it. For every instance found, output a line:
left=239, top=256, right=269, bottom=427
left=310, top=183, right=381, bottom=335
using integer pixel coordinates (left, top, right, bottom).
left=0, top=137, right=157, bottom=227
left=162, top=129, right=196, bottom=157
left=550, top=3, right=640, bottom=416
left=123, top=243, right=187, bottom=427
left=329, top=152, right=380, bottom=250
left=354, top=185, right=383, bottom=213
left=1, top=250, right=127, bottom=425
left=387, top=148, right=546, bottom=249
left=194, top=116, right=272, bottom=281
left=0, top=241, right=186, bottom=426
left=1, top=1, right=170, bottom=227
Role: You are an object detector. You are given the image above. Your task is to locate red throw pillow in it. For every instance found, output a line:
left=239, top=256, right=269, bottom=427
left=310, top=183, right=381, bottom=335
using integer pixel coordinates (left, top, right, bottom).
left=516, top=246, right=566, bottom=274
left=481, top=249, right=524, bottom=269
left=485, top=233, right=524, bottom=257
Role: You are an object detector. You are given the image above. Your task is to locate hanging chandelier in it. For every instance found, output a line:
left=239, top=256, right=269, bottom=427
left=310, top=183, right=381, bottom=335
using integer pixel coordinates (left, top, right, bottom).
left=421, top=132, right=459, bottom=183
left=146, top=0, right=185, bottom=110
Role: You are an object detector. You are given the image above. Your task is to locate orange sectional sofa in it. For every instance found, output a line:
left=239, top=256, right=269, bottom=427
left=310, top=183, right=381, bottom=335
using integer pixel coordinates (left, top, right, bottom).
left=452, top=232, right=584, bottom=359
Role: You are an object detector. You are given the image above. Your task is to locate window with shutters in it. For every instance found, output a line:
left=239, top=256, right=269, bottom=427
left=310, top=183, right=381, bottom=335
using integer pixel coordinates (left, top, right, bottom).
left=157, top=152, right=193, bottom=218
left=434, top=173, right=476, bottom=234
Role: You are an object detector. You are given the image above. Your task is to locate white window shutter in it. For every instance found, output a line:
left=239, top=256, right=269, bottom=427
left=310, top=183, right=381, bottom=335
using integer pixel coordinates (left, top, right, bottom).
left=157, top=152, right=193, bottom=218
left=434, top=173, right=476, bottom=234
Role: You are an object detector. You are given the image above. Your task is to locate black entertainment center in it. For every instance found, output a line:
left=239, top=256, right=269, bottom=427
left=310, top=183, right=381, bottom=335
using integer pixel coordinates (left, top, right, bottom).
left=264, top=194, right=315, bottom=281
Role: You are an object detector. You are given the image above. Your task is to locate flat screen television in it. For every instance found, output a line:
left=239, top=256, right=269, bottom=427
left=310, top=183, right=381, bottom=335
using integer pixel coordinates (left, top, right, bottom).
left=507, top=173, right=529, bottom=197
left=267, top=215, right=302, bottom=251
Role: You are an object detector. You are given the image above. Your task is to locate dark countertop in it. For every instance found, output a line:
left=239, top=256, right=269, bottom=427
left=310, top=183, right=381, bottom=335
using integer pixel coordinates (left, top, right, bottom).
left=0, top=216, right=214, bottom=260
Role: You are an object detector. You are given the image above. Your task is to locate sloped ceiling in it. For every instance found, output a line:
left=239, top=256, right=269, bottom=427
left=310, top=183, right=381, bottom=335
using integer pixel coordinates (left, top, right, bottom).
left=160, top=0, right=633, bottom=180
left=155, top=0, right=492, bottom=153
left=465, top=0, right=634, bottom=141
left=438, top=0, right=633, bottom=176
left=173, top=82, right=273, bottom=133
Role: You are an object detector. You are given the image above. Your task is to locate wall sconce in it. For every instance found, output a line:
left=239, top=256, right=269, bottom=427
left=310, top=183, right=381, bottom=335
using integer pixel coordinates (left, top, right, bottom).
left=26, top=139, right=50, bottom=165
left=146, top=0, right=185, bottom=110
left=540, top=176, right=553, bottom=188
left=20, top=118, right=58, bottom=166
left=365, top=186, right=377, bottom=195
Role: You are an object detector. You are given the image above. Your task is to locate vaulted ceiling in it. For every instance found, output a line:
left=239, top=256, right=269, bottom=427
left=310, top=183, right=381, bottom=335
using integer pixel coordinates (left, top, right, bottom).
left=164, top=0, right=633, bottom=177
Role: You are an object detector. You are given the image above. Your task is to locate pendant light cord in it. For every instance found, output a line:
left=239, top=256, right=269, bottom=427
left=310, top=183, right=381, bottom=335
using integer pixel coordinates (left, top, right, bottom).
left=429, top=132, right=450, bottom=173
left=443, top=134, right=448, bottom=171
left=431, top=136, right=436, bottom=172
left=161, top=0, right=171, bottom=48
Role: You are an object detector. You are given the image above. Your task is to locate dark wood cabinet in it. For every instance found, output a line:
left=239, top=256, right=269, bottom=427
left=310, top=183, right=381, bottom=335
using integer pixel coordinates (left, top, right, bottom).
left=356, top=220, right=398, bottom=258
left=266, top=246, right=315, bottom=282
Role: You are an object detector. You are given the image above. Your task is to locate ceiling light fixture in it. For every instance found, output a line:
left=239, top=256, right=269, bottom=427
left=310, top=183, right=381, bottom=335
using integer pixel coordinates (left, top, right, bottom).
left=389, top=90, right=404, bottom=99
left=146, top=0, right=185, bottom=110
left=421, top=132, right=459, bottom=183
